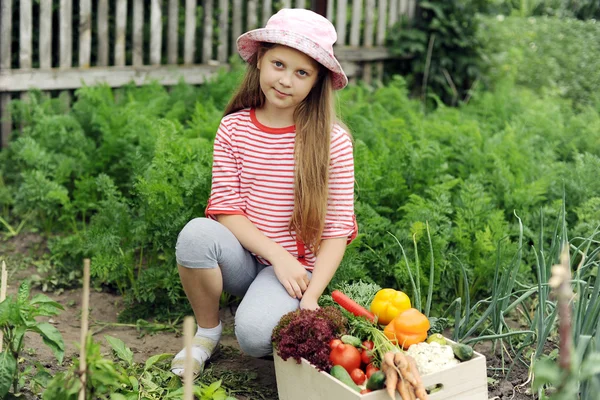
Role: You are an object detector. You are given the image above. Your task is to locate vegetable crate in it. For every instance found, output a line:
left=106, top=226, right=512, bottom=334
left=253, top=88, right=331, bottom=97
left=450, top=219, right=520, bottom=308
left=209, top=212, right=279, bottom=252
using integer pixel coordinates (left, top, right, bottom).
left=273, top=345, right=488, bottom=400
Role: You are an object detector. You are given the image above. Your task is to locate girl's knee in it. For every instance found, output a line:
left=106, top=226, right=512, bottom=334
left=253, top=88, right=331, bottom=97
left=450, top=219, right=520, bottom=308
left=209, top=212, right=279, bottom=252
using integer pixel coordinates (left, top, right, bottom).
left=234, top=316, right=273, bottom=358
left=175, top=218, right=219, bottom=269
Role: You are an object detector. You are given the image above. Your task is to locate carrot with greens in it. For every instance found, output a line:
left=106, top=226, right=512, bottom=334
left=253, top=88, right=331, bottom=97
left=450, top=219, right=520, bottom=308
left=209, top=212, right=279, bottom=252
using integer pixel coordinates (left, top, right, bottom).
left=331, top=290, right=376, bottom=322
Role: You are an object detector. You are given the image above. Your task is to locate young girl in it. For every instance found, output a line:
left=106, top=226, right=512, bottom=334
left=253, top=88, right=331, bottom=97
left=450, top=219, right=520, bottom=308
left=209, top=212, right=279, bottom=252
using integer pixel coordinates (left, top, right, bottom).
left=171, top=8, right=357, bottom=377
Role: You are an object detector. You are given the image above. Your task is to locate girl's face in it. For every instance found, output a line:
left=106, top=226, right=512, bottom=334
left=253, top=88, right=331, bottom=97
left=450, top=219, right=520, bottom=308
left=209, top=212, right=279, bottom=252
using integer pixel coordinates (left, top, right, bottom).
left=257, top=45, right=320, bottom=115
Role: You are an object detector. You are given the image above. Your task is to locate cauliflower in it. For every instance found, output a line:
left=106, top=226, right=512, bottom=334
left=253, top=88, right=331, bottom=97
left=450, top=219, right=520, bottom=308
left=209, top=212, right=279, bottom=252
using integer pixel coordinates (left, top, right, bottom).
left=406, top=342, right=460, bottom=375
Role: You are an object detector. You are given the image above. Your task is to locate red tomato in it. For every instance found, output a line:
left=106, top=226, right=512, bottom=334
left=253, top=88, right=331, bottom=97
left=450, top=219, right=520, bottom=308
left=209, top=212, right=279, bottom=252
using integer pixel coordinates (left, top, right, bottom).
left=350, top=368, right=367, bottom=385
left=360, top=389, right=372, bottom=394
left=361, top=348, right=373, bottom=364
left=365, top=363, right=380, bottom=379
left=329, top=343, right=362, bottom=373
left=329, top=338, right=342, bottom=349
left=362, top=340, right=374, bottom=350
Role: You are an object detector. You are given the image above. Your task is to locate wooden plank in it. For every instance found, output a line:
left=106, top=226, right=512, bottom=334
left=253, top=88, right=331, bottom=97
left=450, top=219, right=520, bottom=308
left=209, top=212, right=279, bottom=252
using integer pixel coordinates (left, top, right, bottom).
left=326, top=0, right=334, bottom=21
left=115, top=0, right=127, bottom=66
left=133, top=0, right=144, bottom=66
left=185, top=0, right=197, bottom=64
left=231, top=0, right=242, bottom=55
left=349, top=0, right=362, bottom=47
left=168, top=0, right=179, bottom=64
left=408, top=0, right=416, bottom=20
left=0, top=0, right=12, bottom=70
left=362, top=0, right=375, bottom=83
left=1, top=0, right=13, bottom=147
left=399, top=0, right=408, bottom=16
left=217, top=0, right=228, bottom=63
left=281, top=0, right=291, bottom=9
left=376, top=0, right=387, bottom=82
left=389, top=0, right=398, bottom=27
left=151, top=0, right=163, bottom=65
left=335, top=46, right=394, bottom=61
left=20, top=0, right=32, bottom=69
left=202, top=0, right=213, bottom=63
left=60, top=0, right=73, bottom=69
left=0, top=65, right=227, bottom=92
left=335, top=0, right=348, bottom=45
left=97, top=0, right=109, bottom=66
left=79, top=0, right=92, bottom=68
left=296, top=0, right=306, bottom=8
left=40, top=0, right=53, bottom=69
left=262, top=0, right=272, bottom=26
left=247, top=0, right=257, bottom=30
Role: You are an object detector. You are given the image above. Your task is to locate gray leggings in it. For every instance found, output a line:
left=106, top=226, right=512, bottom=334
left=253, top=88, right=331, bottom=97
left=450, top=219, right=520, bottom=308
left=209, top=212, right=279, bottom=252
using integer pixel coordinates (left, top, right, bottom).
left=175, top=217, right=305, bottom=358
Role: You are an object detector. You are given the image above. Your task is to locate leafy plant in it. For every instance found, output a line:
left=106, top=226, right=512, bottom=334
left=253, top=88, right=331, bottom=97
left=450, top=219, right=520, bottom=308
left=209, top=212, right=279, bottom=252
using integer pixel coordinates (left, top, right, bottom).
left=0, top=280, right=64, bottom=397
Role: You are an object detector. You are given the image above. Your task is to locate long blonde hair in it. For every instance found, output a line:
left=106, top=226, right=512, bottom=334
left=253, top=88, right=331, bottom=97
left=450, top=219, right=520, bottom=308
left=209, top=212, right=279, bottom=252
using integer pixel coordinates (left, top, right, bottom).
left=224, top=44, right=337, bottom=254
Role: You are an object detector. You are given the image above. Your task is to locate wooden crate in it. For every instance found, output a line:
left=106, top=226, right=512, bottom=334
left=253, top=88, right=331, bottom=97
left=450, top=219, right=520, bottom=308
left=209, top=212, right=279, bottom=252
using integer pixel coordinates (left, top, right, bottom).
left=273, top=345, right=488, bottom=400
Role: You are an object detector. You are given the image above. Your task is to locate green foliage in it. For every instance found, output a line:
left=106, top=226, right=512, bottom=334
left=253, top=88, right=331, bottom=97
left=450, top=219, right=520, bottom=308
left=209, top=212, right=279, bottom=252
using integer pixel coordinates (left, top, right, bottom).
left=0, top=281, right=64, bottom=397
left=42, top=335, right=235, bottom=400
left=386, top=0, right=484, bottom=107
left=479, top=15, right=600, bottom=108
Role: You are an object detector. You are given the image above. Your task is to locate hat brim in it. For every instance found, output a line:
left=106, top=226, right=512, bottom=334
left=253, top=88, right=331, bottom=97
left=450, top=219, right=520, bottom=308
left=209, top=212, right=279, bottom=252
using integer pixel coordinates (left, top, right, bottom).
left=237, top=28, right=348, bottom=90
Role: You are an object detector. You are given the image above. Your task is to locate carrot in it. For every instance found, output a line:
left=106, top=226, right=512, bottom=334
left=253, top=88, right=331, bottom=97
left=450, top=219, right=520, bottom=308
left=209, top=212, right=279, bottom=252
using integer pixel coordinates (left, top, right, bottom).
left=331, top=290, right=376, bottom=322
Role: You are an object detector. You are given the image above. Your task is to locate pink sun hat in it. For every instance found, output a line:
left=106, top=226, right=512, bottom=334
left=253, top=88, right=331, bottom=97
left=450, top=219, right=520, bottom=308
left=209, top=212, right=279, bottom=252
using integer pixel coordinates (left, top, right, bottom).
left=236, top=8, right=348, bottom=90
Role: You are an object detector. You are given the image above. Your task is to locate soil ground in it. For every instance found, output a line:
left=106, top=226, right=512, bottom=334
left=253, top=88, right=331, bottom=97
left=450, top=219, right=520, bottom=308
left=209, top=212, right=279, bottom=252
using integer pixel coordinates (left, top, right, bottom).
left=2, top=233, right=536, bottom=399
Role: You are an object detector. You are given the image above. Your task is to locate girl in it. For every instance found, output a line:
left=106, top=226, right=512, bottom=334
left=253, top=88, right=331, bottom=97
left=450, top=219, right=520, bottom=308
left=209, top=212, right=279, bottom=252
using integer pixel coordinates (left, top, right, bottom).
left=171, top=8, right=357, bottom=377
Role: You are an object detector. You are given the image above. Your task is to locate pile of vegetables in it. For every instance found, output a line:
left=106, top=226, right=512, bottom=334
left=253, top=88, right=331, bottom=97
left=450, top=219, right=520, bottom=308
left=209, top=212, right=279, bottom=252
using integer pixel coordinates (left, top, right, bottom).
left=272, top=284, right=476, bottom=399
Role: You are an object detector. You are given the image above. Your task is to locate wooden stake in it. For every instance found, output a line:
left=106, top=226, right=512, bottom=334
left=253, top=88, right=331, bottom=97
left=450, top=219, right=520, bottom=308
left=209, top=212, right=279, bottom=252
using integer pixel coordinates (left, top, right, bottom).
left=78, top=259, right=91, bottom=400
left=183, top=316, right=195, bottom=400
left=0, top=260, right=7, bottom=352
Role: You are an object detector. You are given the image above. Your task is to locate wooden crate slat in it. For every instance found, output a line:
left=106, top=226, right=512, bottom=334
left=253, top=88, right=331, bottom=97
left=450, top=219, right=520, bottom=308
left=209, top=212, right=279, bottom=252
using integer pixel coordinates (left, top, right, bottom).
left=408, top=0, right=416, bottom=19
left=151, top=0, right=163, bottom=65
left=399, top=0, right=408, bottom=16
left=20, top=0, right=33, bottom=70
left=295, top=0, right=306, bottom=8
left=97, top=0, right=109, bottom=66
left=0, top=0, right=12, bottom=70
left=60, top=0, right=73, bottom=68
left=326, top=0, right=334, bottom=21
left=0, top=93, right=11, bottom=147
left=217, top=0, right=228, bottom=63
left=202, top=0, right=213, bottom=63
left=281, top=0, right=291, bottom=9
left=363, top=0, right=375, bottom=83
left=0, top=65, right=227, bottom=92
left=79, top=0, right=92, bottom=68
left=133, top=0, right=144, bottom=66
left=168, top=0, right=179, bottom=64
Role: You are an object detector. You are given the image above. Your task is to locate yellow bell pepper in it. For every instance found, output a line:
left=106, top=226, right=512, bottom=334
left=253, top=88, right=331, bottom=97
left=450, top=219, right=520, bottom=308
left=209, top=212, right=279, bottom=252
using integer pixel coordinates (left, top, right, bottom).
left=369, top=288, right=411, bottom=325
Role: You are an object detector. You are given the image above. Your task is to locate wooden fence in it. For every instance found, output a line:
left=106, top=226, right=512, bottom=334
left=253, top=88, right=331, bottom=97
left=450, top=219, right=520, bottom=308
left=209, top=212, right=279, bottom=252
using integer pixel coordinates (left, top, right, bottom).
left=0, top=0, right=417, bottom=147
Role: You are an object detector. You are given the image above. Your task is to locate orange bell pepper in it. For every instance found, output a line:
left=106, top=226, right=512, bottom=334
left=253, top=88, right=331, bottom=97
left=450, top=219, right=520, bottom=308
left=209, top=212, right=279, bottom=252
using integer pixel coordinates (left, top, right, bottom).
left=383, top=308, right=430, bottom=349
left=369, top=288, right=411, bottom=325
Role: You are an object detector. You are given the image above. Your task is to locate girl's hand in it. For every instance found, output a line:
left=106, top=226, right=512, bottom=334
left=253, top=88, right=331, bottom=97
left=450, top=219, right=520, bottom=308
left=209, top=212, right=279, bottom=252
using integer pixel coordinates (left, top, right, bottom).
left=271, top=252, right=310, bottom=299
left=300, top=296, right=319, bottom=310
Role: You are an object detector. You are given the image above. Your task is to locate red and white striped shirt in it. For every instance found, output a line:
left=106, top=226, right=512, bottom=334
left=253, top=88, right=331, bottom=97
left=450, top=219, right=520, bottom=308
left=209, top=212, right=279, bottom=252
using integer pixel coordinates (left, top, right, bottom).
left=205, top=108, right=357, bottom=269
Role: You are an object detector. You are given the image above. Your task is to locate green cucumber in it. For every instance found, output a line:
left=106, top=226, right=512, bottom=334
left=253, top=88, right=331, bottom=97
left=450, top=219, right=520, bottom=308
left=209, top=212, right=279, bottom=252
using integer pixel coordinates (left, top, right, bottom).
left=340, top=334, right=362, bottom=347
left=452, top=343, right=474, bottom=361
left=330, top=365, right=361, bottom=392
left=366, top=370, right=386, bottom=391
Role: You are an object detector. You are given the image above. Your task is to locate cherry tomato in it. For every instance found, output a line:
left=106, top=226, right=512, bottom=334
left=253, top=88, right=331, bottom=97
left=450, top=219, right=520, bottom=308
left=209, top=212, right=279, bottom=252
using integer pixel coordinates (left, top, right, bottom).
left=362, top=340, right=374, bottom=350
left=329, top=343, right=362, bottom=373
left=350, top=368, right=367, bottom=385
left=360, top=389, right=372, bottom=394
left=365, top=363, right=380, bottom=379
left=329, top=338, right=343, bottom=349
left=361, top=348, right=373, bottom=364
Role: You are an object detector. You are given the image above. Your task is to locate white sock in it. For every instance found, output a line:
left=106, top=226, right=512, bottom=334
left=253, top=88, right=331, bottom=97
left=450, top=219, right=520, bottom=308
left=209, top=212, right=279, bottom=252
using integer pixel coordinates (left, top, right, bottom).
left=171, top=322, right=222, bottom=377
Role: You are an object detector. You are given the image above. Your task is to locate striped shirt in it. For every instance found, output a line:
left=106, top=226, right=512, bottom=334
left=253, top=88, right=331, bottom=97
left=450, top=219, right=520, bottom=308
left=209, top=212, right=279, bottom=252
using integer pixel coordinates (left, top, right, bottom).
left=205, top=108, right=357, bottom=269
